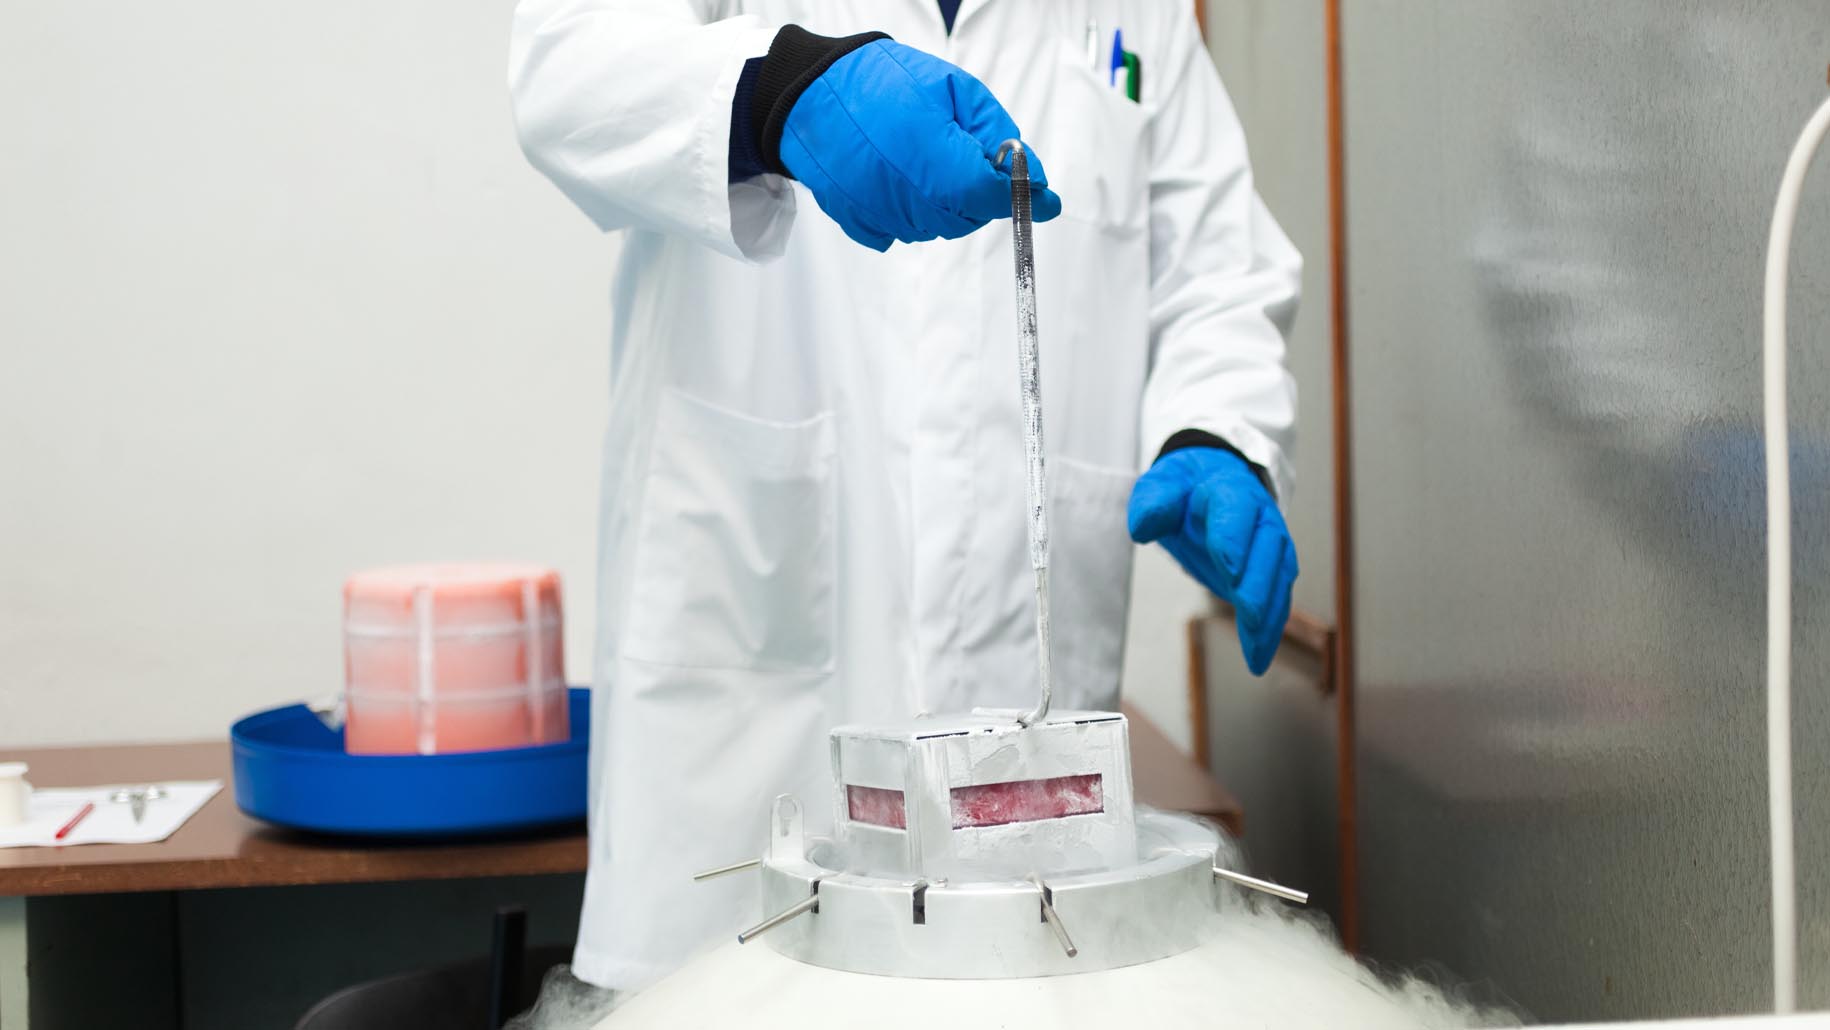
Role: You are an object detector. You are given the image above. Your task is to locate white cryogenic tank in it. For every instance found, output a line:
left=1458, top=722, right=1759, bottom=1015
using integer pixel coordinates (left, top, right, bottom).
left=582, top=710, right=1475, bottom=1030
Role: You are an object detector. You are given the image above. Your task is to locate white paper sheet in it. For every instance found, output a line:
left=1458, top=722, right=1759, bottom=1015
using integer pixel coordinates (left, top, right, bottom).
left=0, top=781, right=221, bottom=848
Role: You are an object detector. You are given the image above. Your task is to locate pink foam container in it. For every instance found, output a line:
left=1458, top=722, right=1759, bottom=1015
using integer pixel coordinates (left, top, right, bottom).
left=343, top=562, right=568, bottom=755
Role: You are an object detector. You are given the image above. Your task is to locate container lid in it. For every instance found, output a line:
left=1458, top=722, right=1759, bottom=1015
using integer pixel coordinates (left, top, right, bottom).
left=345, top=563, right=560, bottom=603
left=0, top=762, right=26, bottom=779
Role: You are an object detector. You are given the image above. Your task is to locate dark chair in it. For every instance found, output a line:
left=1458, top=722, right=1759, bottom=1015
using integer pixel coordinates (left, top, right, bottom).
left=295, top=907, right=569, bottom=1030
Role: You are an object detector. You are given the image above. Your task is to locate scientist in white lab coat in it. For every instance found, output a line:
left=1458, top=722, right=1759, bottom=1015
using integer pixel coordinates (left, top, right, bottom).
left=509, top=0, right=1301, bottom=991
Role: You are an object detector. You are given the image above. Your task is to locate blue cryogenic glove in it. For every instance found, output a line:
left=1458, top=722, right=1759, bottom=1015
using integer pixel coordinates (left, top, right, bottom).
left=738, top=26, right=1062, bottom=251
left=1128, top=446, right=1299, bottom=676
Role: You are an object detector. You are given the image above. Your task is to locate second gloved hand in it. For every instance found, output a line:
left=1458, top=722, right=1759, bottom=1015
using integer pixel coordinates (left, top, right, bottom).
left=754, top=27, right=1062, bottom=250
left=1128, top=448, right=1298, bottom=676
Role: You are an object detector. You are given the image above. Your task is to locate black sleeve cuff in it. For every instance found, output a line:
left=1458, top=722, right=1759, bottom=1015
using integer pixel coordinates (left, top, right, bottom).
left=751, top=25, right=890, bottom=178
left=728, top=57, right=768, bottom=182
left=1156, top=429, right=1276, bottom=496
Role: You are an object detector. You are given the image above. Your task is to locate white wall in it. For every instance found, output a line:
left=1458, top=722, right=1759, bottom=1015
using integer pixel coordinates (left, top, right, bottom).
left=0, top=0, right=1214, bottom=751
left=0, top=0, right=610, bottom=746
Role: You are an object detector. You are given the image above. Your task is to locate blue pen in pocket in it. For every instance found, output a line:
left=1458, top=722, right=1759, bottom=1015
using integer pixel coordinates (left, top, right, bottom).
left=1108, top=28, right=1142, bottom=102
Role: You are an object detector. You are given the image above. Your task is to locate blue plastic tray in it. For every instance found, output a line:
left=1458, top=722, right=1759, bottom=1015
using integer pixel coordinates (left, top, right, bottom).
left=231, top=688, right=589, bottom=838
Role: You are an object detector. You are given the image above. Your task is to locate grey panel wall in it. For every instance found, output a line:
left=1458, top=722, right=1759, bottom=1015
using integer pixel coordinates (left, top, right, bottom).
left=1208, top=1, right=1336, bottom=624
left=1344, top=1, right=1830, bottom=1021
left=1201, top=2, right=1342, bottom=920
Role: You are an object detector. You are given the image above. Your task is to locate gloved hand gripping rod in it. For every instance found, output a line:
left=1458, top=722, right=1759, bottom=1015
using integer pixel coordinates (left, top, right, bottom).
left=997, top=139, right=1053, bottom=729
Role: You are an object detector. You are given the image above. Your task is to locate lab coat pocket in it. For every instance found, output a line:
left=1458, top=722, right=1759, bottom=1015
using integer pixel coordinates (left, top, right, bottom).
left=1047, top=457, right=1139, bottom=711
left=1034, top=47, right=1149, bottom=234
left=621, top=388, right=837, bottom=672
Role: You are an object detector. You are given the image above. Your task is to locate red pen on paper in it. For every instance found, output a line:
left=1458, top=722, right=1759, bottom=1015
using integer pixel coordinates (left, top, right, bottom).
left=54, top=802, right=94, bottom=842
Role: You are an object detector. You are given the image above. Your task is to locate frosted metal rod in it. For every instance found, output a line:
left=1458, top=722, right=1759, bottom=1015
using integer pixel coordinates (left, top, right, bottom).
left=1213, top=865, right=1310, bottom=905
left=736, top=893, right=817, bottom=944
left=692, top=858, right=760, bottom=881
left=996, top=138, right=1054, bottom=729
left=1762, top=87, right=1830, bottom=1016
left=1031, top=877, right=1078, bottom=957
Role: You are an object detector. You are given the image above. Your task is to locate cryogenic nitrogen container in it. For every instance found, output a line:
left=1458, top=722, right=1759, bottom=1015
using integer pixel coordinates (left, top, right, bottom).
left=342, top=563, right=567, bottom=755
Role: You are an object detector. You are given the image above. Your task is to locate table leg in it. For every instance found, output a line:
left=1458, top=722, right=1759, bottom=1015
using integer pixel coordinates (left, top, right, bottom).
left=0, top=896, right=24, bottom=1029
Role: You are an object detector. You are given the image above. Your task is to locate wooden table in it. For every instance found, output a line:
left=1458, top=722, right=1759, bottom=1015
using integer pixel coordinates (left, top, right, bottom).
left=0, top=704, right=1236, bottom=1028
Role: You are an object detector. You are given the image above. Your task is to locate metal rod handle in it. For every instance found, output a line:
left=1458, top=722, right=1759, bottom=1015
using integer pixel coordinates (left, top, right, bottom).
left=1032, top=877, right=1078, bottom=957
left=1214, top=866, right=1310, bottom=905
left=692, top=858, right=761, bottom=882
left=736, top=893, right=818, bottom=944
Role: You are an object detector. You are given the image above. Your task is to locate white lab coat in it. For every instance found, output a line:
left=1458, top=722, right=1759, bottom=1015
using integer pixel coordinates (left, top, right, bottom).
left=509, top=0, right=1299, bottom=990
